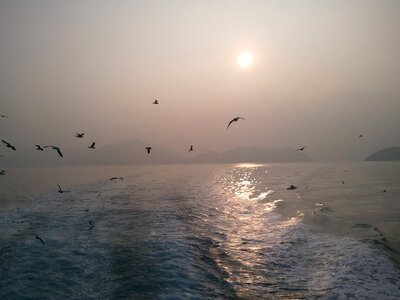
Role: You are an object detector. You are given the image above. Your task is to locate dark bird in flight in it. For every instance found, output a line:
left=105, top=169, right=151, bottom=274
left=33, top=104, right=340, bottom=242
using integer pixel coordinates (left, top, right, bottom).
left=189, top=145, right=194, bottom=152
left=145, top=147, right=152, bottom=154
left=88, top=142, right=96, bottom=149
left=110, top=177, right=124, bottom=180
left=35, top=234, right=45, bottom=245
left=2, top=140, right=16, bottom=151
left=88, top=221, right=95, bottom=230
left=341, top=180, right=345, bottom=184
left=35, top=145, right=44, bottom=151
left=227, top=117, right=245, bottom=129
left=0, top=115, right=8, bottom=118
left=44, top=145, right=63, bottom=157
left=359, top=134, right=363, bottom=138
left=383, top=189, right=387, bottom=193
left=287, top=185, right=298, bottom=190
left=296, top=146, right=306, bottom=151
left=57, top=184, right=69, bottom=193
left=0, top=170, right=5, bottom=175
left=153, top=99, right=159, bottom=104
left=75, top=133, right=84, bottom=138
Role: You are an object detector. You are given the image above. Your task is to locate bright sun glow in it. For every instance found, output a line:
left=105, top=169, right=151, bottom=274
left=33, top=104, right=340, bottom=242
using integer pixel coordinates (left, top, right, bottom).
left=238, top=52, right=253, bottom=67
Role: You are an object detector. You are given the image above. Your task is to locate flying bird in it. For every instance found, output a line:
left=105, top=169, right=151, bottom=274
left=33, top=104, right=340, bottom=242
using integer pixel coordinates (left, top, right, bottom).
left=88, top=221, right=95, bottom=230
left=189, top=145, right=194, bottom=152
left=110, top=177, right=124, bottom=180
left=153, top=99, right=159, bottom=104
left=0, top=115, right=8, bottom=118
left=88, top=142, right=96, bottom=149
left=383, top=189, right=387, bottom=193
left=227, top=117, right=245, bottom=129
left=145, top=147, right=152, bottom=154
left=2, top=140, right=16, bottom=151
left=287, top=185, right=297, bottom=190
left=359, top=134, right=363, bottom=138
left=0, top=170, right=5, bottom=175
left=341, top=180, right=345, bottom=184
left=75, top=133, right=84, bottom=138
left=296, top=146, right=306, bottom=151
left=35, top=145, right=44, bottom=151
left=35, top=234, right=45, bottom=245
left=44, top=145, right=63, bottom=157
left=57, top=184, right=69, bottom=193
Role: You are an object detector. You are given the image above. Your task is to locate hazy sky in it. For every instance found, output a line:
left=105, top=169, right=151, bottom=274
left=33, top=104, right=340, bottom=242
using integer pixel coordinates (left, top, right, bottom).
left=1, top=0, right=399, bottom=161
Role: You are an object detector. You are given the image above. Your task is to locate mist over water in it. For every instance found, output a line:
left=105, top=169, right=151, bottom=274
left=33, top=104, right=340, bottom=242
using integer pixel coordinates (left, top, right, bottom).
left=1, top=162, right=399, bottom=299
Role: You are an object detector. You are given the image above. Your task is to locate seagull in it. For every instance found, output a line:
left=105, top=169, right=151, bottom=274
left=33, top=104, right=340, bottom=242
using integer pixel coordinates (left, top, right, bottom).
left=35, top=234, right=45, bottom=245
left=75, top=133, right=84, bottom=138
left=145, top=147, right=152, bottom=154
left=227, top=117, right=245, bottom=129
left=296, top=146, right=306, bottom=151
left=0, top=170, right=5, bottom=175
left=35, top=145, right=44, bottom=151
left=88, top=142, right=96, bottom=149
left=57, top=184, right=69, bottom=193
left=189, top=145, right=194, bottom=152
left=359, top=134, right=363, bottom=138
left=110, top=177, right=124, bottom=180
left=44, top=145, right=63, bottom=157
left=0, top=115, right=8, bottom=118
left=88, top=221, right=95, bottom=230
left=287, top=185, right=297, bottom=190
left=2, top=140, right=16, bottom=151
left=153, top=99, right=159, bottom=104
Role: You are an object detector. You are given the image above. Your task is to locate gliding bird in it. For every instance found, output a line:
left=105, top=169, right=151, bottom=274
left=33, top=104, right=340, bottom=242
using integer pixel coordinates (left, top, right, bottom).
left=88, top=142, right=96, bottom=149
left=227, top=117, right=245, bottom=129
left=189, top=145, right=194, bottom=152
left=296, top=146, right=306, bottom=151
left=44, top=145, right=63, bottom=157
left=145, top=147, right=152, bottom=154
left=75, top=133, right=84, bottom=138
left=153, top=99, right=159, bottom=104
left=2, top=140, right=16, bottom=151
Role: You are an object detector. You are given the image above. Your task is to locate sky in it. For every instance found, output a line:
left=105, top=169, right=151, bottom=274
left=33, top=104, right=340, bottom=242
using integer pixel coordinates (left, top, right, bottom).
left=0, top=0, right=399, bottom=161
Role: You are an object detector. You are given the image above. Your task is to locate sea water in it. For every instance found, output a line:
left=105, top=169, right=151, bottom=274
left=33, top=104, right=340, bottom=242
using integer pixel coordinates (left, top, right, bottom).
left=0, top=162, right=399, bottom=299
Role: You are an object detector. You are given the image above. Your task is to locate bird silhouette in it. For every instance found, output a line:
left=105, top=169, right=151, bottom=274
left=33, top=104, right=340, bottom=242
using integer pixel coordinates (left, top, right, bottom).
left=189, top=145, right=194, bottom=152
left=287, top=185, right=297, bottom=190
left=359, top=134, right=363, bottom=138
left=44, top=145, right=63, bottom=157
left=0, top=115, right=8, bottom=118
left=383, top=189, right=387, bottom=193
left=341, top=180, right=345, bottom=184
left=296, top=146, right=306, bottom=151
left=75, top=133, right=84, bottom=138
left=110, top=177, right=124, bottom=180
left=35, top=234, right=45, bottom=245
left=88, top=221, right=95, bottom=230
left=227, top=117, right=245, bottom=129
left=35, top=145, right=44, bottom=151
left=2, top=140, right=16, bottom=151
left=88, top=142, right=96, bottom=149
left=0, top=170, right=5, bottom=175
left=57, top=184, right=69, bottom=193
left=145, top=147, right=152, bottom=154
left=153, top=99, right=159, bottom=104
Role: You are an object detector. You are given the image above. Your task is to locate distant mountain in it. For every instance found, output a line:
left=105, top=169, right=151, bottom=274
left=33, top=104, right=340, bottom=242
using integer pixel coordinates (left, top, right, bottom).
left=1, top=141, right=312, bottom=167
left=190, top=146, right=312, bottom=163
left=365, top=147, right=400, bottom=161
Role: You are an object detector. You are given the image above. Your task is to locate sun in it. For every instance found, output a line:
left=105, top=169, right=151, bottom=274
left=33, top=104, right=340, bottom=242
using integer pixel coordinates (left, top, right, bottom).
left=238, top=51, right=253, bottom=67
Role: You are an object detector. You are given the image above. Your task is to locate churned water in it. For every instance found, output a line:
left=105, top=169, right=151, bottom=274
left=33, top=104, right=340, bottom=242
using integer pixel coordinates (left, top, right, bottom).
left=1, top=162, right=399, bottom=299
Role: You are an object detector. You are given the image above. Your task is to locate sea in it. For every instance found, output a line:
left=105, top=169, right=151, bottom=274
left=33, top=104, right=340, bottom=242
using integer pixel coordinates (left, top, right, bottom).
left=0, top=162, right=399, bottom=299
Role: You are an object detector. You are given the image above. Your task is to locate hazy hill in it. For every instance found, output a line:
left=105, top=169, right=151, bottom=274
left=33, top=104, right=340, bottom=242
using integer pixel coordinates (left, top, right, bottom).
left=365, top=147, right=400, bottom=161
left=190, top=146, right=312, bottom=163
left=1, top=141, right=312, bottom=167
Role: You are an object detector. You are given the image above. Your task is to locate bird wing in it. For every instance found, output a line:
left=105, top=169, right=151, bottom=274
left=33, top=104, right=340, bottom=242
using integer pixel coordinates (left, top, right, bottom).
left=57, top=184, right=62, bottom=192
left=227, top=119, right=235, bottom=129
left=55, top=147, right=63, bottom=157
left=2, top=140, right=9, bottom=146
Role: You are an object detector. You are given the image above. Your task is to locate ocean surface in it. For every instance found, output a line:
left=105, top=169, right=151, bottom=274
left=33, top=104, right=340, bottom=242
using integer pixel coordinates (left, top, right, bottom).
left=0, top=162, right=399, bottom=299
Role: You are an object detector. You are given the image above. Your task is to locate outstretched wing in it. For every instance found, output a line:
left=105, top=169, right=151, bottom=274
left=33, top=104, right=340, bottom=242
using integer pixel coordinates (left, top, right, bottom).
left=55, top=147, right=63, bottom=157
